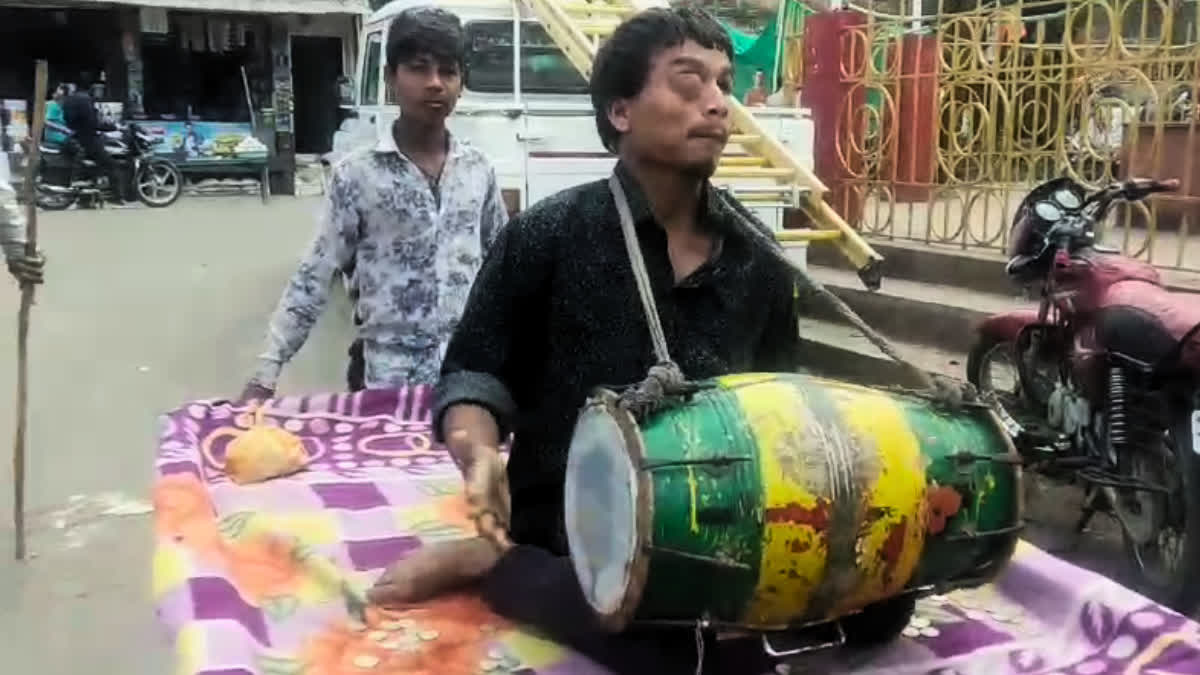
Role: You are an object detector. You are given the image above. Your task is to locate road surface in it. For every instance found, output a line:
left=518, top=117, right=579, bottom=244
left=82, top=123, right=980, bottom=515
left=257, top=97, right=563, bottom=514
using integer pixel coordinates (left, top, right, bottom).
left=0, top=196, right=352, bottom=673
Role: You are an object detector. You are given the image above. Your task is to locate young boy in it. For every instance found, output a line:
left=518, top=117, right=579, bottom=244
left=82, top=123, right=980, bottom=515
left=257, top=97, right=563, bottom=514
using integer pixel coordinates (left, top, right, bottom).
left=242, top=7, right=507, bottom=399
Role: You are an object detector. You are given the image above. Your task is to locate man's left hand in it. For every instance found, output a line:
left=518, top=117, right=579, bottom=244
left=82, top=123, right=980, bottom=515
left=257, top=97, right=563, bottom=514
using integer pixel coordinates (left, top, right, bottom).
left=7, top=253, right=44, bottom=285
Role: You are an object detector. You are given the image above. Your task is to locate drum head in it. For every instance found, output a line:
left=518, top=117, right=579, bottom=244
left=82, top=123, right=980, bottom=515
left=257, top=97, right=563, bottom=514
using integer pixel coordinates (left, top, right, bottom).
left=564, top=401, right=650, bottom=631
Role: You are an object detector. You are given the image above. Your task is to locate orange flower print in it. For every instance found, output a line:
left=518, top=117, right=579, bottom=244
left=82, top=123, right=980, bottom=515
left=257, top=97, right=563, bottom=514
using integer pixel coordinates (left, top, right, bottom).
left=223, top=533, right=305, bottom=603
left=153, top=473, right=224, bottom=558
left=303, top=594, right=510, bottom=675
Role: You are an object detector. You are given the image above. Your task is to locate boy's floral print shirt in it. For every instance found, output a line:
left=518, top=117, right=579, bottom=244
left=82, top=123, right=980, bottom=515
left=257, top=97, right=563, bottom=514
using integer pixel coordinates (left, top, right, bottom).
left=251, top=130, right=507, bottom=389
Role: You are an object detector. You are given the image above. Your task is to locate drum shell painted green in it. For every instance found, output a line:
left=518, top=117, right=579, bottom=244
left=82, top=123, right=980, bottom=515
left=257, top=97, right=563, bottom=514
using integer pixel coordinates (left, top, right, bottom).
left=620, top=373, right=1021, bottom=628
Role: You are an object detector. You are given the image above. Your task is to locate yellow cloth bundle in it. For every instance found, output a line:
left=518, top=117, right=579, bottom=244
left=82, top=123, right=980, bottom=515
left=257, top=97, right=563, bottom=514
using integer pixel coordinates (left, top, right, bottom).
left=225, top=406, right=309, bottom=484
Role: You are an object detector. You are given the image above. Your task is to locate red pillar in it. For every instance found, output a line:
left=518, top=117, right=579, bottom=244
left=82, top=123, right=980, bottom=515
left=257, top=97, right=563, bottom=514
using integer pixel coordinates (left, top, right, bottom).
left=801, top=10, right=868, bottom=225
left=889, top=33, right=939, bottom=203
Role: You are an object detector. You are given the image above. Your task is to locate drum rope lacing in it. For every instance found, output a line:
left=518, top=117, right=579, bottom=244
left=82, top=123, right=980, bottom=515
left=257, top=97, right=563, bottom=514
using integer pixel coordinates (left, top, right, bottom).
left=608, top=173, right=984, bottom=421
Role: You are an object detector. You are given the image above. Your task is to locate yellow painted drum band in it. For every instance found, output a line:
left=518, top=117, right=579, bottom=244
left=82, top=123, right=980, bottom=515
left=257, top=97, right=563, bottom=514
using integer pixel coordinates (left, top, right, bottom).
left=719, top=374, right=929, bottom=627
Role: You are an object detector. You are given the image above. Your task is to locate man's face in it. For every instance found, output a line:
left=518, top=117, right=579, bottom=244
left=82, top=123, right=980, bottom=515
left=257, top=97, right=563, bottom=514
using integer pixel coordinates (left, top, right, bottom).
left=608, top=40, right=733, bottom=178
left=390, top=54, right=462, bottom=127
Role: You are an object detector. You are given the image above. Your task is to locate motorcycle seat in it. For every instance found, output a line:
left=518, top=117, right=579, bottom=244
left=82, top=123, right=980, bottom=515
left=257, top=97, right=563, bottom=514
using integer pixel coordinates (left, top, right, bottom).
left=1096, top=281, right=1200, bottom=369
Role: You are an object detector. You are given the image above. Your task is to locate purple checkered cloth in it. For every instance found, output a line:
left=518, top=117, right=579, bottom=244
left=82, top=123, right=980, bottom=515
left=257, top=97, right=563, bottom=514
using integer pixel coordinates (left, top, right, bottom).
left=153, top=387, right=1200, bottom=674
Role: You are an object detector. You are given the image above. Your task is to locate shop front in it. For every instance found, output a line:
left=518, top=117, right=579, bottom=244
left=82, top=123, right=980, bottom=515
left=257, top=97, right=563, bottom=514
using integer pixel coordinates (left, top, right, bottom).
left=0, top=0, right=367, bottom=195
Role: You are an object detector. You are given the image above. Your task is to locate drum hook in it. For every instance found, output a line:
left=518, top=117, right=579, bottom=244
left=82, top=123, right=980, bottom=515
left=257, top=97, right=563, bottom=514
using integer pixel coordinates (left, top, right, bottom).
left=760, top=621, right=847, bottom=658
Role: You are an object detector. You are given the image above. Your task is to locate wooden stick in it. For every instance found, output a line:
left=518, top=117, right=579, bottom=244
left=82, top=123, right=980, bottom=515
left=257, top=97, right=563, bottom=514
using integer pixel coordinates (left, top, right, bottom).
left=14, top=60, right=48, bottom=560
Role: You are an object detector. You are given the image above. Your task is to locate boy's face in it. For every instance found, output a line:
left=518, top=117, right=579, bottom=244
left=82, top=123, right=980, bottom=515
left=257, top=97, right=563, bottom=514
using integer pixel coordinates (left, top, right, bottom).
left=391, top=54, right=462, bottom=127
left=608, top=40, right=733, bottom=178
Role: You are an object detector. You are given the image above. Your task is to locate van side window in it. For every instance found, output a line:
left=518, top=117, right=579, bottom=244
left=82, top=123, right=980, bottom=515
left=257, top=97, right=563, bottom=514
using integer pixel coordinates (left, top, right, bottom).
left=465, top=21, right=588, bottom=95
left=361, top=31, right=383, bottom=105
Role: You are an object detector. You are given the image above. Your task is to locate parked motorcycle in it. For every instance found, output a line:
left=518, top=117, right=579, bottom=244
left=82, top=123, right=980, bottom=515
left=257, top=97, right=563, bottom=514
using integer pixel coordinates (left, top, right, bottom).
left=967, top=176, right=1200, bottom=612
left=35, top=120, right=182, bottom=210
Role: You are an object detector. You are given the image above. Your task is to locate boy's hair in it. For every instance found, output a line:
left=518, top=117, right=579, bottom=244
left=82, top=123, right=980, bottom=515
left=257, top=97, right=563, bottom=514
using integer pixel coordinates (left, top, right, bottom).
left=386, top=7, right=466, bottom=74
left=590, top=7, right=732, bottom=153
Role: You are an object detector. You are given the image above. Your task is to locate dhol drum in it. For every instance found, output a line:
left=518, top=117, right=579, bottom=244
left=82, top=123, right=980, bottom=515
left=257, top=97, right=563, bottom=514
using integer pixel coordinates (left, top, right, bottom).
left=564, top=372, right=1022, bottom=633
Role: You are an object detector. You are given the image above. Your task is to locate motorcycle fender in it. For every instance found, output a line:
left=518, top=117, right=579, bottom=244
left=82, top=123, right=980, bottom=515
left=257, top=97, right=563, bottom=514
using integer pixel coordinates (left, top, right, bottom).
left=976, top=309, right=1041, bottom=343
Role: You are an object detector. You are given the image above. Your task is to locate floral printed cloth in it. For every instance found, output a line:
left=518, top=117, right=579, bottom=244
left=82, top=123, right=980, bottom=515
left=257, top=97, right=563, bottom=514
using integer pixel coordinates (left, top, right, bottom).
left=153, top=388, right=1200, bottom=675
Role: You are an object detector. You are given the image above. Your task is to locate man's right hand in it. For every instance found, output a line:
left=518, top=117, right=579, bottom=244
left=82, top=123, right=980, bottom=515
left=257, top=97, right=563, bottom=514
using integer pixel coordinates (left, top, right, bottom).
left=240, top=382, right=275, bottom=403
left=7, top=253, right=44, bottom=285
left=447, top=429, right=512, bottom=544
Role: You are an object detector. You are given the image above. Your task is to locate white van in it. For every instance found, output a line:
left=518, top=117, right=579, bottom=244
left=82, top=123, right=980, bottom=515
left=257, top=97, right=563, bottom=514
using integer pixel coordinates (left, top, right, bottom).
left=331, top=0, right=815, bottom=229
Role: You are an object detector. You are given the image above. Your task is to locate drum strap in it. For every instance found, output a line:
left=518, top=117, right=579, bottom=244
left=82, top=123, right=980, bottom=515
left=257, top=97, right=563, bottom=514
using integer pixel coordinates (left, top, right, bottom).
left=607, top=174, right=698, bottom=420
left=609, top=173, right=672, bottom=366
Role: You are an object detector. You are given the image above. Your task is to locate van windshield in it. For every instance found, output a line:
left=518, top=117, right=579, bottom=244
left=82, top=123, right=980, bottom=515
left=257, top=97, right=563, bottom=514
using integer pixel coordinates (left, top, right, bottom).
left=465, top=20, right=588, bottom=95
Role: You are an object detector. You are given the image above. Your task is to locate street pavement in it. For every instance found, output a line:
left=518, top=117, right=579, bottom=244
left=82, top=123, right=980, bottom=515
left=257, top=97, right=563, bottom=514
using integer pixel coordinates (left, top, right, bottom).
left=0, top=196, right=352, bottom=673
left=0, top=195, right=1146, bottom=672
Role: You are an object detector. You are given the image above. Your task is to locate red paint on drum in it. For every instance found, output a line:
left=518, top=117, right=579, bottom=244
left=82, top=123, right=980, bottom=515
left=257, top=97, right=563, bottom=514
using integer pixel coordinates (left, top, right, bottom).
left=764, top=499, right=831, bottom=530
left=925, top=486, right=963, bottom=535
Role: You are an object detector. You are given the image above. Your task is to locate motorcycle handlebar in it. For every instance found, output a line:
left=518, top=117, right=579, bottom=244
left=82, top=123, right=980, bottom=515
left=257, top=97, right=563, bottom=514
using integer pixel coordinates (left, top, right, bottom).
left=1086, top=178, right=1180, bottom=209
left=1124, top=177, right=1180, bottom=197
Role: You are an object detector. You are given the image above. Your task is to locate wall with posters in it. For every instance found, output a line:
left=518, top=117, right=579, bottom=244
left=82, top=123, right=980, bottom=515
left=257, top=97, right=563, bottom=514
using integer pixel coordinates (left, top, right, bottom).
left=138, top=120, right=268, bottom=166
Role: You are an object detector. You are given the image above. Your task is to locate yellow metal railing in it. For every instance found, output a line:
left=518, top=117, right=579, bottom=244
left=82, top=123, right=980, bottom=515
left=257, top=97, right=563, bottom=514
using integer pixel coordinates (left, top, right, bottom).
left=834, top=0, right=1200, bottom=273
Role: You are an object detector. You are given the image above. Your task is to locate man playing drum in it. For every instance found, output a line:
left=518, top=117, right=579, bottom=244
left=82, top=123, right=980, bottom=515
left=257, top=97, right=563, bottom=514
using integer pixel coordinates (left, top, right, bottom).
left=371, top=7, right=801, bottom=672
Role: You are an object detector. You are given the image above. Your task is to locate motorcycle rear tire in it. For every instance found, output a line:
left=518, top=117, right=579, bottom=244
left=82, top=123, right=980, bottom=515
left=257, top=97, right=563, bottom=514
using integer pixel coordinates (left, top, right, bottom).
left=134, top=158, right=183, bottom=208
left=1121, top=408, right=1200, bottom=615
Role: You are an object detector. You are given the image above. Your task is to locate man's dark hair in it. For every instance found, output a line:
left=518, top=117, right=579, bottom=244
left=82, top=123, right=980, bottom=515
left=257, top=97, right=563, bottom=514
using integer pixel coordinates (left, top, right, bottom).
left=590, top=7, right=732, bottom=153
left=386, top=7, right=466, bottom=73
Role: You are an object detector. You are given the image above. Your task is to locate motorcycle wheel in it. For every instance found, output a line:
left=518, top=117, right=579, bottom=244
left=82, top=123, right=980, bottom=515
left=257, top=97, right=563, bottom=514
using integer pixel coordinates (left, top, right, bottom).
left=967, top=335, right=1058, bottom=419
left=966, top=336, right=1029, bottom=416
left=134, top=159, right=182, bottom=208
left=1117, top=410, right=1200, bottom=614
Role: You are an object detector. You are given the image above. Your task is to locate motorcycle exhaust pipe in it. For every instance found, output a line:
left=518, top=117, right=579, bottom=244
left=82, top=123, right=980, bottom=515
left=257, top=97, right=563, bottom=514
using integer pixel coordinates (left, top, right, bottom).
left=36, top=183, right=73, bottom=194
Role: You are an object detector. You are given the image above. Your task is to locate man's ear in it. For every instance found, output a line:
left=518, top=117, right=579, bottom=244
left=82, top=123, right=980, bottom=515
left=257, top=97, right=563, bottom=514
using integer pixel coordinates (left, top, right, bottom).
left=607, top=99, right=631, bottom=135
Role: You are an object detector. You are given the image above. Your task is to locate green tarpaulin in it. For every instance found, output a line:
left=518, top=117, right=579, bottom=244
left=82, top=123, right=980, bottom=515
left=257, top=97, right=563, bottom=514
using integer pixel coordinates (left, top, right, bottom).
left=720, top=0, right=814, bottom=100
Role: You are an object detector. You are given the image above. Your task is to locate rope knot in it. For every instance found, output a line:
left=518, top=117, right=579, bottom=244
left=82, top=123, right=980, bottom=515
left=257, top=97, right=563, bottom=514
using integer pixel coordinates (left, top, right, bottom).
left=618, top=361, right=695, bottom=420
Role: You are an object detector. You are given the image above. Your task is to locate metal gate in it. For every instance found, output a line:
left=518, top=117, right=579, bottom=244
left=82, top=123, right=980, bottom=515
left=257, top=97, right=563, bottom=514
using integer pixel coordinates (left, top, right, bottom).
left=829, top=0, right=1200, bottom=272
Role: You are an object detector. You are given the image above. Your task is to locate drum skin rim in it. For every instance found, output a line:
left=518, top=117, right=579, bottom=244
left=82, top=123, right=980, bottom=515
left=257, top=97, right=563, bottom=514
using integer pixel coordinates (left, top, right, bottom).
left=577, top=391, right=656, bottom=633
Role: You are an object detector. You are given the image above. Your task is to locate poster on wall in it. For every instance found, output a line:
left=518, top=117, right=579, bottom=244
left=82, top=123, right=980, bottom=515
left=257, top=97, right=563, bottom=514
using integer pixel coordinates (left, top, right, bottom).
left=2, top=100, right=29, bottom=152
left=97, top=101, right=124, bottom=127
left=138, top=121, right=268, bottom=165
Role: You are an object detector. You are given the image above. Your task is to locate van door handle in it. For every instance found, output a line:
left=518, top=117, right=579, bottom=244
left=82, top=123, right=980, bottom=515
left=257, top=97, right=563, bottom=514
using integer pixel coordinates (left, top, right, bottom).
left=517, top=133, right=545, bottom=142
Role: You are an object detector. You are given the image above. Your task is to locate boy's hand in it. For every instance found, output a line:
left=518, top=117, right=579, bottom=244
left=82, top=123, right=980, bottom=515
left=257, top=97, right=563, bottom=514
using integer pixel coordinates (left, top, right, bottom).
left=240, top=382, right=275, bottom=403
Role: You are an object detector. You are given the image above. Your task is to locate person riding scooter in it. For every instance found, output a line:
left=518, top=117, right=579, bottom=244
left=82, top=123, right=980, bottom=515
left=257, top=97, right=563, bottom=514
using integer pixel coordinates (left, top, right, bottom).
left=61, top=78, right=122, bottom=203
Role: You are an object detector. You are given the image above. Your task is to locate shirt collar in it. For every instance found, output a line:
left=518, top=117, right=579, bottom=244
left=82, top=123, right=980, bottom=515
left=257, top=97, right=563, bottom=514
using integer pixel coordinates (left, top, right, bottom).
left=373, top=122, right=463, bottom=158
left=612, top=160, right=733, bottom=238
